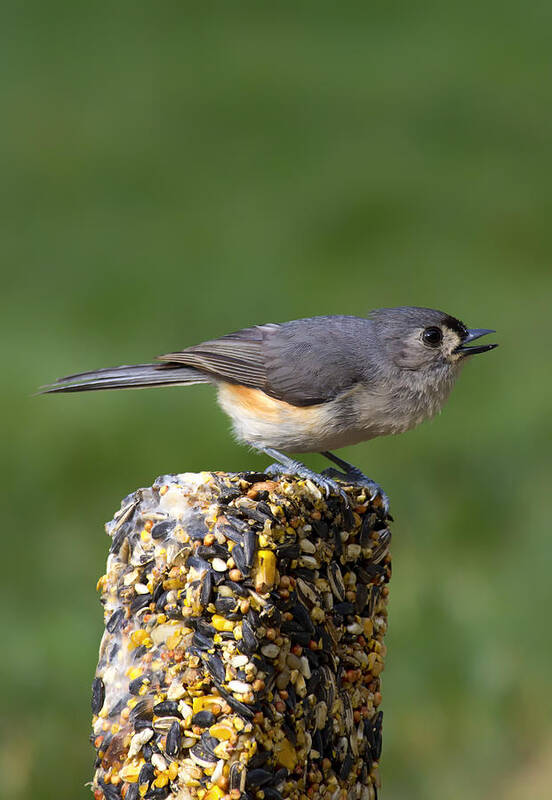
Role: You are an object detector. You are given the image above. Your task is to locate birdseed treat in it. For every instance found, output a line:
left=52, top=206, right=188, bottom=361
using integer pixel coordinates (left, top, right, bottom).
left=91, top=470, right=391, bottom=800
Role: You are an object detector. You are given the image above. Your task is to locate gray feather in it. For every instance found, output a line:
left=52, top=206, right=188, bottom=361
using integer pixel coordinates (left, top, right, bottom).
left=158, top=317, right=378, bottom=406
left=40, top=363, right=210, bottom=393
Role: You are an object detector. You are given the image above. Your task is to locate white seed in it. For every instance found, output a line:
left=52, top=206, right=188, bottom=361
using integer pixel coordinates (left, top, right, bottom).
left=286, top=654, right=302, bottom=670
left=167, top=681, right=187, bottom=701
left=152, top=753, right=167, bottom=771
left=212, top=558, right=228, bottom=572
left=178, top=701, right=193, bottom=722
left=347, top=622, right=363, bottom=635
left=299, top=538, right=316, bottom=554
left=299, top=656, right=311, bottom=678
left=231, top=654, right=249, bottom=668
left=347, top=544, right=361, bottom=560
left=261, top=643, right=280, bottom=658
left=127, top=727, right=153, bottom=758
left=227, top=680, right=251, bottom=693
left=134, top=582, right=150, bottom=594
left=212, top=760, right=225, bottom=784
left=298, top=555, right=319, bottom=569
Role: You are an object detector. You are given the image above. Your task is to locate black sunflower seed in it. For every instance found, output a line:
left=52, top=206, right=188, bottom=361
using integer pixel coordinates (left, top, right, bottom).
left=215, top=686, right=255, bottom=720
left=232, top=544, right=249, bottom=575
left=138, top=762, right=155, bottom=785
left=106, top=608, right=125, bottom=633
left=339, top=753, right=353, bottom=780
left=203, top=653, right=226, bottom=683
left=217, top=524, right=243, bottom=544
left=218, top=487, right=242, bottom=503
left=248, top=751, right=270, bottom=769
left=192, top=710, right=216, bottom=728
left=126, top=782, right=139, bottom=800
left=144, top=786, right=170, bottom=799
left=333, top=602, right=355, bottom=616
left=131, top=593, right=152, bottom=613
left=240, top=619, right=258, bottom=654
left=99, top=778, right=121, bottom=799
left=151, top=520, right=175, bottom=540
left=130, top=699, right=153, bottom=722
left=200, top=732, right=220, bottom=756
left=229, top=762, right=246, bottom=791
left=222, top=514, right=251, bottom=533
left=190, top=743, right=218, bottom=764
left=243, top=529, right=257, bottom=567
left=91, top=677, right=105, bottom=714
left=200, top=570, right=213, bottom=606
left=225, top=580, right=249, bottom=597
left=165, top=720, right=181, bottom=757
left=192, top=632, right=214, bottom=651
left=215, top=596, right=238, bottom=614
left=291, top=603, right=315, bottom=632
left=110, top=522, right=130, bottom=555
left=246, top=769, right=274, bottom=787
left=153, top=700, right=180, bottom=717
left=187, top=555, right=211, bottom=573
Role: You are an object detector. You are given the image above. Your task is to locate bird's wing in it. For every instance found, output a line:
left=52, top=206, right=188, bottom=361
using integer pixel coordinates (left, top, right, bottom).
left=158, top=316, right=373, bottom=406
left=158, top=325, right=273, bottom=388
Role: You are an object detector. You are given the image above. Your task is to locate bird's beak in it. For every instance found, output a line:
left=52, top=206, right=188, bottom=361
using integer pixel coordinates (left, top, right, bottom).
left=456, top=328, right=498, bottom=357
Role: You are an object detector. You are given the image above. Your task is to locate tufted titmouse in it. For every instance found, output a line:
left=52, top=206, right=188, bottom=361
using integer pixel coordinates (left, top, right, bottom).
left=41, top=307, right=497, bottom=512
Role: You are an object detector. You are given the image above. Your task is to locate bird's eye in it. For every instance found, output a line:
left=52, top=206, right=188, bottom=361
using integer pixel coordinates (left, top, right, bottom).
left=422, top=326, right=443, bottom=347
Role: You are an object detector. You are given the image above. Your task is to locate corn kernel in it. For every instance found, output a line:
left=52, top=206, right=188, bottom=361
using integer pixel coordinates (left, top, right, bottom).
left=193, top=695, right=222, bottom=713
left=254, top=550, right=276, bottom=593
left=209, top=722, right=234, bottom=740
left=204, top=786, right=224, bottom=800
left=211, top=614, right=236, bottom=632
left=275, top=737, right=297, bottom=770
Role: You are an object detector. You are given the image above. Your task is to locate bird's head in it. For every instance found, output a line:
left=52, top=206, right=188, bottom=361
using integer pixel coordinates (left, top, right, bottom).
left=370, top=306, right=498, bottom=373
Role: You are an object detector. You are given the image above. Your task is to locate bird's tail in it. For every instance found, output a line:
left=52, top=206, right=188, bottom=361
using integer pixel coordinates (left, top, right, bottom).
left=39, top=363, right=211, bottom=394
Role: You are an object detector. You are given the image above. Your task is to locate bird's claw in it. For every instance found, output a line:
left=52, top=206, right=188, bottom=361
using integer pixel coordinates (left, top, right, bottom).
left=321, top=467, right=390, bottom=516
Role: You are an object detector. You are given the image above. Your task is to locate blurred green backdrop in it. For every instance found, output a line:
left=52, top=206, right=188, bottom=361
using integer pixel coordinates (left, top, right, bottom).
left=2, top=2, right=551, bottom=799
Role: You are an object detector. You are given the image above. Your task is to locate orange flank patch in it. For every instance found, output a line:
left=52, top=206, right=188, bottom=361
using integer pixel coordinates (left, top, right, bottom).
left=219, top=383, right=306, bottom=418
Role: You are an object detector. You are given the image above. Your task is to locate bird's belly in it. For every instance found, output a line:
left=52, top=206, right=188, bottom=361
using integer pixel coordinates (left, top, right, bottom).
left=216, top=382, right=418, bottom=453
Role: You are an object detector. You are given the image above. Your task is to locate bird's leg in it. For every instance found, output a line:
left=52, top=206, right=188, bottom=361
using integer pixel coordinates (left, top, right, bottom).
left=259, top=447, right=354, bottom=523
left=320, top=451, right=390, bottom=515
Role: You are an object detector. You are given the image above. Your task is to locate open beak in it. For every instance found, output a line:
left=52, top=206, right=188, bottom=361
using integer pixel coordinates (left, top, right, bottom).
left=456, top=328, right=498, bottom=356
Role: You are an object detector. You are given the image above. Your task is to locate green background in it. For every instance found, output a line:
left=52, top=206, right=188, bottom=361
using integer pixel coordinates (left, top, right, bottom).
left=2, top=3, right=551, bottom=799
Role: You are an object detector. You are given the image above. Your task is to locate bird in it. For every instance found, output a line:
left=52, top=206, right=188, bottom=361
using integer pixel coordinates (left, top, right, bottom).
left=40, top=307, right=497, bottom=514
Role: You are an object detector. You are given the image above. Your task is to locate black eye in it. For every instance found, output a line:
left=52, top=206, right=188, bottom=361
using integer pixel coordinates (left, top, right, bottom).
left=422, top=326, right=443, bottom=347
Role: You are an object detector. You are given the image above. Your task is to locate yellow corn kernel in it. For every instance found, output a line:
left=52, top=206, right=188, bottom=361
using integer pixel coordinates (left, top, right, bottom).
left=120, top=759, right=144, bottom=782
left=204, top=787, right=224, bottom=800
left=168, top=762, right=179, bottom=781
left=127, top=666, right=143, bottom=680
left=211, top=614, right=236, bottom=632
left=193, top=695, right=222, bottom=714
left=362, top=618, right=374, bottom=638
left=209, top=722, right=234, bottom=740
left=254, top=550, right=276, bottom=593
left=130, top=630, right=149, bottom=647
left=274, top=738, right=297, bottom=771
left=154, top=774, right=169, bottom=788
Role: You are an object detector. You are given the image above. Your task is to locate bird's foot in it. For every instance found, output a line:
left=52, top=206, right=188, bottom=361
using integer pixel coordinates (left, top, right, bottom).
left=321, top=451, right=390, bottom=516
left=261, top=448, right=355, bottom=527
